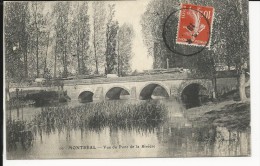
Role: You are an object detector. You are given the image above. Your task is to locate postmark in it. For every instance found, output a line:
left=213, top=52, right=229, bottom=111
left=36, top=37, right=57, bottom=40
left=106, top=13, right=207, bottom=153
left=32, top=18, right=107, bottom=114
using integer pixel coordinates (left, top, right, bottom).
left=163, top=4, right=214, bottom=56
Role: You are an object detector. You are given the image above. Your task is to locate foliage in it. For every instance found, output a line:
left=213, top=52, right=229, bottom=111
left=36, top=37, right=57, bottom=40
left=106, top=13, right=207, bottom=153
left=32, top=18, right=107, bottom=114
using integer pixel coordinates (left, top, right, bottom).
left=105, top=4, right=119, bottom=74
left=118, top=23, right=135, bottom=76
left=141, top=0, right=179, bottom=69
left=69, top=2, right=91, bottom=75
left=4, top=2, right=134, bottom=80
left=4, top=2, right=30, bottom=81
left=4, top=2, right=53, bottom=80
left=29, top=2, right=50, bottom=78
left=52, top=2, right=71, bottom=78
left=92, top=1, right=107, bottom=74
left=6, top=119, right=34, bottom=151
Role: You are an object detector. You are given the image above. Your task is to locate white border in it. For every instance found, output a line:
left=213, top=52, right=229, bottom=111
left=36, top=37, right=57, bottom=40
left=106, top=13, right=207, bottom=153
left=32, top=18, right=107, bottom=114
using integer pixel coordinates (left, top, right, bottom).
left=3, top=2, right=260, bottom=166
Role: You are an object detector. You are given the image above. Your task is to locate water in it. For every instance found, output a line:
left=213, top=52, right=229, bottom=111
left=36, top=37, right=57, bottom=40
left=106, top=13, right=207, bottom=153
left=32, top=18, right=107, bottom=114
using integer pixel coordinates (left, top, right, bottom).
left=6, top=100, right=250, bottom=159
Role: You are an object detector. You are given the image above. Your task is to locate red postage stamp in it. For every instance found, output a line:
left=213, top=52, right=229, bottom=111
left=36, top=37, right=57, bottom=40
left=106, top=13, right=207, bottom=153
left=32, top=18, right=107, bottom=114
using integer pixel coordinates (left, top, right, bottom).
left=176, top=4, right=214, bottom=47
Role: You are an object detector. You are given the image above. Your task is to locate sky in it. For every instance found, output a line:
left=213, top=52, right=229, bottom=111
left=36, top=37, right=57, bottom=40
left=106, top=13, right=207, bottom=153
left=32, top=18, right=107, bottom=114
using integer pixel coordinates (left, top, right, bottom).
left=114, top=0, right=153, bottom=71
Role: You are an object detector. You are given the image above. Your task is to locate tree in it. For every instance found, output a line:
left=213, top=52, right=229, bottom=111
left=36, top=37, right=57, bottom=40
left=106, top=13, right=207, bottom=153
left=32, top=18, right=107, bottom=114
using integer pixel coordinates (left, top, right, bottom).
left=78, top=2, right=91, bottom=75
left=53, top=2, right=71, bottom=78
left=5, top=2, right=53, bottom=81
left=225, top=0, right=249, bottom=101
left=30, top=2, right=49, bottom=78
left=105, top=4, right=119, bottom=74
left=141, top=0, right=180, bottom=69
left=70, top=2, right=91, bottom=75
left=42, top=12, right=54, bottom=80
left=117, top=23, right=134, bottom=76
left=32, top=2, right=40, bottom=78
left=92, top=1, right=107, bottom=74
left=4, top=2, right=30, bottom=81
left=20, top=2, right=30, bottom=79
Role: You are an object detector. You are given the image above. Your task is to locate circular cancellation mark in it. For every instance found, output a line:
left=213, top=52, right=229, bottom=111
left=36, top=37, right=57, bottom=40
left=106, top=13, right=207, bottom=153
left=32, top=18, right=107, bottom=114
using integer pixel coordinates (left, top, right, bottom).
left=162, top=7, right=212, bottom=56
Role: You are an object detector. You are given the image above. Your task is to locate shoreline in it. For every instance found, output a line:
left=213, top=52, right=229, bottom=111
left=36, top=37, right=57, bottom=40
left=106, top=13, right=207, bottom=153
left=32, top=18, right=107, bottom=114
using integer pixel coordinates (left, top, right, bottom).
left=184, top=99, right=250, bottom=132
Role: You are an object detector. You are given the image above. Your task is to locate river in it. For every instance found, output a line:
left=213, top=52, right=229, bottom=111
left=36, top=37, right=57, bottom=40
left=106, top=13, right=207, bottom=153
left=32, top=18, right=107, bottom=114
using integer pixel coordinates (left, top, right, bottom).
left=6, top=99, right=250, bottom=159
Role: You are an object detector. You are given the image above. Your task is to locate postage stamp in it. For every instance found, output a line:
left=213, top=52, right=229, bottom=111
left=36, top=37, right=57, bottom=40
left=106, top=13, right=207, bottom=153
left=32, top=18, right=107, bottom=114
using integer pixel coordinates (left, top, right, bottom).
left=176, top=4, right=214, bottom=47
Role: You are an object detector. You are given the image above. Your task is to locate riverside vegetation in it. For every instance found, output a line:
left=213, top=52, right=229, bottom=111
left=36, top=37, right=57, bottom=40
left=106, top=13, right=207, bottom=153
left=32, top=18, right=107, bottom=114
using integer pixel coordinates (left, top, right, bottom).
left=6, top=100, right=167, bottom=151
left=32, top=100, right=168, bottom=130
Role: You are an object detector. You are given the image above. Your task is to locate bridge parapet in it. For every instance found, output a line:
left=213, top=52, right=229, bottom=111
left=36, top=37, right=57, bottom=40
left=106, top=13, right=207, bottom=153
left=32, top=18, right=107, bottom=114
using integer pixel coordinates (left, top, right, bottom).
left=63, top=73, right=190, bottom=85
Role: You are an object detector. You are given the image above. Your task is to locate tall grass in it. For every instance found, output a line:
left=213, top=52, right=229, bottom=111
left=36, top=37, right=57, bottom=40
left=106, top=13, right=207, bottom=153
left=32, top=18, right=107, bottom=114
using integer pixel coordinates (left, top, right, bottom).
left=32, top=100, right=167, bottom=132
left=6, top=119, right=34, bottom=151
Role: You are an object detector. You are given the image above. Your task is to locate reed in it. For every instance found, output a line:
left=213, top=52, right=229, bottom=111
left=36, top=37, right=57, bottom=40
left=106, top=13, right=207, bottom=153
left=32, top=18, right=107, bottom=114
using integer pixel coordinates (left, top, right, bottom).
left=6, top=119, right=34, bottom=151
left=32, top=100, right=167, bottom=131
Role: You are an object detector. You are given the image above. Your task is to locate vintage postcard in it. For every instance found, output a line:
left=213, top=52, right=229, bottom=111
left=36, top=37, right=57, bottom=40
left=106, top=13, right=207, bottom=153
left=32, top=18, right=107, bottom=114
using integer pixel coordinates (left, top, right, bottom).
left=4, top=0, right=250, bottom=159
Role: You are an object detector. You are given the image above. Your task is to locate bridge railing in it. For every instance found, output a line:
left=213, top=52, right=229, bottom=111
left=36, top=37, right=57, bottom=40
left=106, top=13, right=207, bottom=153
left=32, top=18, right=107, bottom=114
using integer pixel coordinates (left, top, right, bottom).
left=63, top=73, right=192, bottom=85
left=9, top=79, right=64, bottom=88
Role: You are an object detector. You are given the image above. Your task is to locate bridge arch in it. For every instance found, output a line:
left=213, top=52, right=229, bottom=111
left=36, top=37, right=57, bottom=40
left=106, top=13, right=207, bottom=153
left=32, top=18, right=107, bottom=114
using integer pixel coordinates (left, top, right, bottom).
left=180, top=83, right=210, bottom=109
left=139, top=82, right=170, bottom=100
left=78, top=90, right=94, bottom=103
left=105, top=86, right=130, bottom=100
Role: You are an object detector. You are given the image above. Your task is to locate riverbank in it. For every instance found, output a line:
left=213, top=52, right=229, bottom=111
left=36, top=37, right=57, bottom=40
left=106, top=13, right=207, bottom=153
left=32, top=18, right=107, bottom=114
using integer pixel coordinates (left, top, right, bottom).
left=6, top=90, right=71, bottom=109
left=185, top=100, right=250, bottom=132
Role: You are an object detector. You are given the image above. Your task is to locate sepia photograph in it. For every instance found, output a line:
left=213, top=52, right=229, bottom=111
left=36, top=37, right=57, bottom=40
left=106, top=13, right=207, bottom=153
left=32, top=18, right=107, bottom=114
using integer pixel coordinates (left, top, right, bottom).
left=4, top=0, right=250, bottom=160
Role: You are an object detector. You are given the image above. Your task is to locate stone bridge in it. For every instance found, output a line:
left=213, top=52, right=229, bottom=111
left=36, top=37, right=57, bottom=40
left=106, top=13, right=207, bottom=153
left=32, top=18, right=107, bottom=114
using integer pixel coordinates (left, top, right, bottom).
left=9, top=73, right=214, bottom=107
left=65, top=78, right=212, bottom=102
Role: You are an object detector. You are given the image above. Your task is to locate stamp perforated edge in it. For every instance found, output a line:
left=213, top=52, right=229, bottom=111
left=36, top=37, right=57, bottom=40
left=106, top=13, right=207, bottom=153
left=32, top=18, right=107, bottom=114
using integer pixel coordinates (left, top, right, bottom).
left=175, top=3, right=215, bottom=48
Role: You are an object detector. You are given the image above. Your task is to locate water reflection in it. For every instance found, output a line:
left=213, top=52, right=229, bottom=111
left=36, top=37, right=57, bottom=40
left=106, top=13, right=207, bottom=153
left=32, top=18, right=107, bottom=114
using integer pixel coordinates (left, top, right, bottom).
left=6, top=101, right=250, bottom=159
